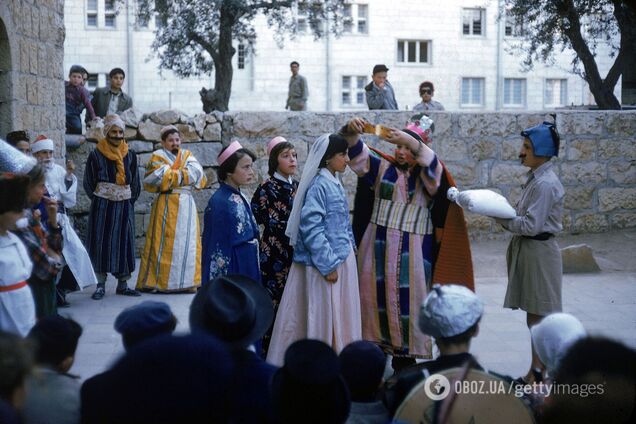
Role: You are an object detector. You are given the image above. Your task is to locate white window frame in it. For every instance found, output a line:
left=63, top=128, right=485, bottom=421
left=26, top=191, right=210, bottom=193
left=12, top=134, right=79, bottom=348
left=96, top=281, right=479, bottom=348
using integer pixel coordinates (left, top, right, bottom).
left=544, top=78, right=568, bottom=107
left=462, top=8, right=485, bottom=37
left=396, top=40, right=431, bottom=65
left=85, top=0, right=118, bottom=29
left=341, top=75, right=367, bottom=107
left=504, top=14, right=524, bottom=37
left=460, top=77, right=485, bottom=108
left=343, top=3, right=369, bottom=35
left=503, top=78, right=527, bottom=108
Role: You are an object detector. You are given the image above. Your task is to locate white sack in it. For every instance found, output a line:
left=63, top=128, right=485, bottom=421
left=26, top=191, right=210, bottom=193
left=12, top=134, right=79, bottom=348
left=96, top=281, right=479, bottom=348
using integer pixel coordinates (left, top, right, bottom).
left=447, top=187, right=516, bottom=219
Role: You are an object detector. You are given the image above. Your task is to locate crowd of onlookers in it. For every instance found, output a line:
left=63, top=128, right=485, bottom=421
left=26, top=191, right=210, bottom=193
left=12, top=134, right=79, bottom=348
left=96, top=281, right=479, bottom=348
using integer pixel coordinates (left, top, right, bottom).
left=1, top=274, right=635, bottom=423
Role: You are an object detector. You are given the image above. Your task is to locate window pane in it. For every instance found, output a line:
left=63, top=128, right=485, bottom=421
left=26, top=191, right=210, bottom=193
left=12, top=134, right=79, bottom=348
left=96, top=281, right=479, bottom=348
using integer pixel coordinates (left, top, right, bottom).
left=545, top=80, right=554, bottom=104
left=473, top=10, right=482, bottom=35
left=357, top=92, right=365, bottom=104
left=357, top=76, right=366, bottom=89
left=462, top=78, right=470, bottom=104
left=87, top=14, right=97, bottom=26
left=87, top=0, right=97, bottom=10
left=462, top=12, right=471, bottom=34
left=408, top=41, right=416, bottom=62
left=419, top=41, right=428, bottom=63
left=342, top=76, right=351, bottom=88
left=105, top=15, right=115, bottom=27
left=357, top=4, right=368, bottom=18
left=472, top=80, right=481, bottom=104
left=343, top=4, right=352, bottom=17
left=342, top=92, right=351, bottom=105
left=397, top=41, right=404, bottom=62
left=358, top=19, right=367, bottom=34
left=105, top=0, right=115, bottom=11
left=560, top=80, right=567, bottom=104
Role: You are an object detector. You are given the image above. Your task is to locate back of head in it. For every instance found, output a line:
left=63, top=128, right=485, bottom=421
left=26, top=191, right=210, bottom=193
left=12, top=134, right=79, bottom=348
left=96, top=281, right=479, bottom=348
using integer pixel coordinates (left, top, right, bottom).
left=0, top=331, right=33, bottom=403
left=114, top=301, right=176, bottom=351
left=272, top=339, right=350, bottom=424
left=542, top=337, right=636, bottom=424
left=530, top=312, right=586, bottom=374
left=0, top=173, right=30, bottom=215
left=339, top=341, right=386, bottom=402
left=419, top=284, right=483, bottom=344
left=5, top=131, right=29, bottom=146
left=27, top=316, right=82, bottom=369
left=81, top=334, right=234, bottom=423
left=319, top=134, right=348, bottom=168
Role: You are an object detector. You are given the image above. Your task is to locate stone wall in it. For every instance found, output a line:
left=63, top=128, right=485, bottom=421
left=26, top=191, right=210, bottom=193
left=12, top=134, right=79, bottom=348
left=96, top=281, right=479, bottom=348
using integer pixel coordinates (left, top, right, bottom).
left=66, top=110, right=636, bottom=254
left=0, top=0, right=66, bottom=153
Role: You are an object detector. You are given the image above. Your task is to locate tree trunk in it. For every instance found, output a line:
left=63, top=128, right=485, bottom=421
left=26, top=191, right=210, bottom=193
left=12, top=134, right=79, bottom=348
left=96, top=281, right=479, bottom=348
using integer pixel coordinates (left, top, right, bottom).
left=200, top=2, right=236, bottom=112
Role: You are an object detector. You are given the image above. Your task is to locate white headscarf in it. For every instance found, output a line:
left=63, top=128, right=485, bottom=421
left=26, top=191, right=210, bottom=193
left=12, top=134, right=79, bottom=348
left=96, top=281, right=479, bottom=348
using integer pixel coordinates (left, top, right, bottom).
left=285, top=133, right=331, bottom=247
left=531, top=313, right=586, bottom=374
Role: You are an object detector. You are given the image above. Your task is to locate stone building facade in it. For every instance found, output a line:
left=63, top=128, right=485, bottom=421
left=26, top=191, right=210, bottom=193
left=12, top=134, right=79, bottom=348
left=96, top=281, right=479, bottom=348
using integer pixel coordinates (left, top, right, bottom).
left=0, top=0, right=66, bottom=154
left=63, top=0, right=621, bottom=115
left=66, top=110, right=636, bottom=255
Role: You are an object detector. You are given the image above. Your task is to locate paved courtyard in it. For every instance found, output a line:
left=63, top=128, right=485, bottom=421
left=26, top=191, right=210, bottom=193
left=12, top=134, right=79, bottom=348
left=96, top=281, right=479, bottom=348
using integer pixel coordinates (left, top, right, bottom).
left=65, top=230, right=636, bottom=381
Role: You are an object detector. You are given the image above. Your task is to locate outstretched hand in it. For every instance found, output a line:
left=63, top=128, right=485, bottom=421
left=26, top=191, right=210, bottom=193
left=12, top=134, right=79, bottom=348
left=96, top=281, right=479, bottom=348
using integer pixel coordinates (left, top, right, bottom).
left=347, top=118, right=366, bottom=134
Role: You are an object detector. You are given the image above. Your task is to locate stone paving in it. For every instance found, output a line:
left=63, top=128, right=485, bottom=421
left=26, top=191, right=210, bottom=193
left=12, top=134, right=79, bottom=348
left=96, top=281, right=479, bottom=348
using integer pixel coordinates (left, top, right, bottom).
left=65, top=230, right=636, bottom=381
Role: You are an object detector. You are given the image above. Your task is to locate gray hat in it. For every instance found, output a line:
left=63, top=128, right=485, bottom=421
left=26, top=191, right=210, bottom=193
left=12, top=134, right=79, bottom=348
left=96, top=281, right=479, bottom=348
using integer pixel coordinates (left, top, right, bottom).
left=418, top=284, right=483, bottom=339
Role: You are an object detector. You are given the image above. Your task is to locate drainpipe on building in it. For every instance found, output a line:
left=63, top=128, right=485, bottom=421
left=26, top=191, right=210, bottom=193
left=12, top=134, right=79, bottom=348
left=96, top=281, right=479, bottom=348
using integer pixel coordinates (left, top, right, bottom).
left=495, top=0, right=503, bottom=111
left=126, top=0, right=134, bottom=99
left=325, top=17, right=332, bottom=111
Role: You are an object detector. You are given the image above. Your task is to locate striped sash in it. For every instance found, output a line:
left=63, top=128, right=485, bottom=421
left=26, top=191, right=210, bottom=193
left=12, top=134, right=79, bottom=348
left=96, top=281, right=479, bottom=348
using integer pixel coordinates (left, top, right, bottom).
left=370, top=198, right=431, bottom=235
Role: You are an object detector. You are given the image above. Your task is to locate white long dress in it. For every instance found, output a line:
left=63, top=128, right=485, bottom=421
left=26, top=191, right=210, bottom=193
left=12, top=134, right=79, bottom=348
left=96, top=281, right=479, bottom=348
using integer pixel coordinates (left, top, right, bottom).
left=0, top=232, right=36, bottom=336
left=46, top=163, right=97, bottom=288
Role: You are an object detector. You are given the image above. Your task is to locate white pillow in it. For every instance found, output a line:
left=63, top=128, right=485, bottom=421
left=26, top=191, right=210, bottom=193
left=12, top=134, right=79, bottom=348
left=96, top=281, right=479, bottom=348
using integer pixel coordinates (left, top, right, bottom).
left=447, top=187, right=516, bottom=219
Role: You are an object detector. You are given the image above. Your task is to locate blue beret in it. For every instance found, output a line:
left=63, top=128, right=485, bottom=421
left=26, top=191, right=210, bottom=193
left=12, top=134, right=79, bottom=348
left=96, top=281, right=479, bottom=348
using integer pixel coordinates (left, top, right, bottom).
left=521, top=121, right=560, bottom=157
left=114, top=301, right=174, bottom=336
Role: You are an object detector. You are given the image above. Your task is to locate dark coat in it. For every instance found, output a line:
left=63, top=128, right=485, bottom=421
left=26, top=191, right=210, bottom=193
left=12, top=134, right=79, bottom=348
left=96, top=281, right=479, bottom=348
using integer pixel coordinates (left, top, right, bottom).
left=91, top=87, right=133, bottom=118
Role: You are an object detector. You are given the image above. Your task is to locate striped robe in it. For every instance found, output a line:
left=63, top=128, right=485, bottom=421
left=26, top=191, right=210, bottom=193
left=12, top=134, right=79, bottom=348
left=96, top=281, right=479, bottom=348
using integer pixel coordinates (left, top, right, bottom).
left=136, top=149, right=207, bottom=292
left=84, top=147, right=140, bottom=277
left=349, top=141, right=440, bottom=359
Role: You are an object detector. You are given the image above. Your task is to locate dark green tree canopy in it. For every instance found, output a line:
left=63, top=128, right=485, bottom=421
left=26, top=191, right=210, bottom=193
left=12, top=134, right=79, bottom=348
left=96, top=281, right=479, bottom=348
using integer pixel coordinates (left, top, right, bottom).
left=503, top=0, right=635, bottom=109
left=136, top=0, right=347, bottom=111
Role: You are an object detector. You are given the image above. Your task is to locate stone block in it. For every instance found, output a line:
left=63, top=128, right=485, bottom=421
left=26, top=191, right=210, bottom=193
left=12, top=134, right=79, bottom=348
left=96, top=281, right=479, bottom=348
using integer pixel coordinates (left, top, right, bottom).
left=134, top=189, right=154, bottom=214
left=175, top=123, right=200, bottom=142
left=333, top=111, right=378, bottom=130
left=564, top=186, right=594, bottom=210
left=295, top=113, right=338, bottom=137
left=558, top=112, right=605, bottom=135
left=561, top=162, right=605, bottom=185
left=26, top=75, right=38, bottom=103
left=138, top=120, right=163, bottom=141
left=376, top=111, right=419, bottom=131
left=465, top=213, right=492, bottom=231
left=428, top=112, right=452, bottom=137
left=137, top=152, right=152, bottom=168
left=562, top=212, right=572, bottom=232
left=128, top=140, right=154, bottom=153
left=561, top=244, right=601, bottom=273
left=135, top=213, right=146, bottom=237
left=29, top=41, right=38, bottom=74
left=605, top=112, right=636, bottom=136
left=572, top=213, right=609, bottom=233
left=507, top=187, right=522, bottom=208
left=203, top=167, right=218, bottom=187
left=611, top=211, right=636, bottom=229
left=203, top=122, right=222, bottom=141
left=567, top=138, right=596, bottom=161
left=231, top=112, right=291, bottom=137
left=598, top=138, right=636, bottom=159
left=124, top=127, right=138, bottom=139
left=470, top=137, right=498, bottom=160
left=149, top=109, right=182, bottom=125
left=516, top=113, right=549, bottom=132
left=85, top=120, right=104, bottom=142
left=191, top=188, right=213, bottom=213
left=444, top=162, right=477, bottom=187
left=598, top=188, right=636, bottom=212
left=490, top=164, right=527, bottom=185
left=458, top=113, right=516, bottom=137
left=205, top=112, right=221, bottom=124
left=192, top=114, right=206, bottom=136
left=438, top=137, right=468, bottom=161
left=120, top=107, right=143, bottom=128
left=608, top=161, right=636, bottom=185
left=186, top=142, right=224, bottom=167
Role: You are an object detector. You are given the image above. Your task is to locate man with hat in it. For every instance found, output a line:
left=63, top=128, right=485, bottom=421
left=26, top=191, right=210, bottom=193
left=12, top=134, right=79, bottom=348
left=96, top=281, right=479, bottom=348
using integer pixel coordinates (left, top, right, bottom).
left=114, top=301, right=177, bottom=351
left=496, top=121, right=564, bottom=384
left=84, top=114, right=141, bottom=300
left=383, top=284, right=484, bottom=415
left=30, top=135, right=98, bottom=304
left=365, top=64, right=398, bottom=110
left=189, top=273, right=276, bottom=423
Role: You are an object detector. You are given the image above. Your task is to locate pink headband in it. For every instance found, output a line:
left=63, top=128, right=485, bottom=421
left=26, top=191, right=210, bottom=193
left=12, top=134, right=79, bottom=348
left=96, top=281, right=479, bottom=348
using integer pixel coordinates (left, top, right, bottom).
left=406, top=123, right=431, bottom=144
left=218, top=140, right=243, bottom=165
left=267, top=136, right=287, bottom=155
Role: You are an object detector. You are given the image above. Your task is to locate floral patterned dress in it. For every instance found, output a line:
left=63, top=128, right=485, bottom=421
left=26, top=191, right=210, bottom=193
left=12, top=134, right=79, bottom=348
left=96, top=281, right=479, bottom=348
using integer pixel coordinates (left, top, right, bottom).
left=250, top=176, right=298, bottom=310
left=201, top=182, right=260, bottom=284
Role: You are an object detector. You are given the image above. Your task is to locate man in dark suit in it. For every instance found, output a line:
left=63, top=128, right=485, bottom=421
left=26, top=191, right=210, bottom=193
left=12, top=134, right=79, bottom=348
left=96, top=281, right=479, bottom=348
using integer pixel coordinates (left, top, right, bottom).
left=190, top=274, right=277, bottom=423
left=91, top=68, right=133, bottom=118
